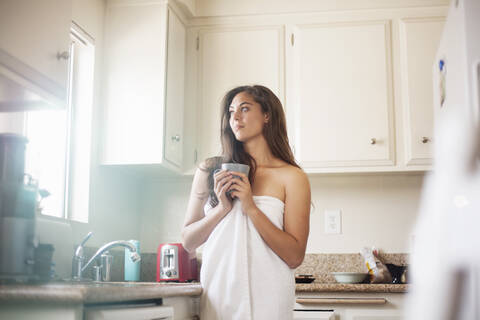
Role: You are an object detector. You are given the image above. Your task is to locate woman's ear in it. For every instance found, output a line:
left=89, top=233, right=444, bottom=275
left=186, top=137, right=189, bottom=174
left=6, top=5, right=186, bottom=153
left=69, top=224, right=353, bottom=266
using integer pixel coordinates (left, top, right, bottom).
left=264, top=113, right=270, bottom=123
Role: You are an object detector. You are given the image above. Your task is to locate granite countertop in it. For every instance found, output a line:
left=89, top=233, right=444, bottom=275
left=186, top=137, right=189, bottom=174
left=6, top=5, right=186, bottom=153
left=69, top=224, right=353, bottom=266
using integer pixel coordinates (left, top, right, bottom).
left=0, top=281, right=202, bottom=304
left=296, top=282, right=408, bottom=293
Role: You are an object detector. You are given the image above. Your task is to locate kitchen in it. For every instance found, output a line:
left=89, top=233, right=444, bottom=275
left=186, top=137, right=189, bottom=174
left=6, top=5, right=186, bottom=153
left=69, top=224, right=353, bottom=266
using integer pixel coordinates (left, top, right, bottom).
left=1, top=0, right=479, bottom=319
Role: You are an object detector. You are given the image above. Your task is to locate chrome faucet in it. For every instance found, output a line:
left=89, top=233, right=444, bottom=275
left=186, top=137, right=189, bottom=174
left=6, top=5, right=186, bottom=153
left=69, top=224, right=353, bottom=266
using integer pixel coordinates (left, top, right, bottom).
left=72, top=232, right=141, bottom=281
left=72, top=231, right=93, bottom=280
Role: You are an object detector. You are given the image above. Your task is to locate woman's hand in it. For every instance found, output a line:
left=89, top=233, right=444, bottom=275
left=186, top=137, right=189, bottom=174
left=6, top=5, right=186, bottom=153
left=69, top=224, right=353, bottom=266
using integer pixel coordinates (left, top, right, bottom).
left=213, top=169, right=234, bottom=213
left=228, top=171, right=257, bottom=214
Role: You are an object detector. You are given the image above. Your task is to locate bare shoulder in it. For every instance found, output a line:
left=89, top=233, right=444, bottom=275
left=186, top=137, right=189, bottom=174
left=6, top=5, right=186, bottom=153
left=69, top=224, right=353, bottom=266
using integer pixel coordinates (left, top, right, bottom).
left=281, top=165, right=310, bottom=196
left=278, top=164, right=308, bottom=183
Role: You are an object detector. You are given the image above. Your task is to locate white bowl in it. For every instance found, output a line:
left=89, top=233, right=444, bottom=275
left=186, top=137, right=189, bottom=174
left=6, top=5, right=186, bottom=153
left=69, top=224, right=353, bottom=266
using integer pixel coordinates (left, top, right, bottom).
left=331, top=272, right=368, bottom=284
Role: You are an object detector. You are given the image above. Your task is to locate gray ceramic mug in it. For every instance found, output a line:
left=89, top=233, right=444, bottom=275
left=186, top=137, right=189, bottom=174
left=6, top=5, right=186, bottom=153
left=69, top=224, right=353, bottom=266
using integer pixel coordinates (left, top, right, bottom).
left=214, top=163, right=250, bottom=198
left=221, top=163, right=250, bottom=177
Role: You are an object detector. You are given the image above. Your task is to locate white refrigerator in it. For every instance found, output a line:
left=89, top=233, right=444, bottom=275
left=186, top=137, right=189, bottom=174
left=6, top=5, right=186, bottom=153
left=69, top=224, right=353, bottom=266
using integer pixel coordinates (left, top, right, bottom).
left=406, top=0, right=480, bottom=319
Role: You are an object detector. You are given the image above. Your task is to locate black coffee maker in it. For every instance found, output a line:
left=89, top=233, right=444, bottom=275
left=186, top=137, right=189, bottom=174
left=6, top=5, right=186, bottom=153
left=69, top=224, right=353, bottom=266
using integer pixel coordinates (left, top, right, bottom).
left=0, top=133, right=38, bottom=280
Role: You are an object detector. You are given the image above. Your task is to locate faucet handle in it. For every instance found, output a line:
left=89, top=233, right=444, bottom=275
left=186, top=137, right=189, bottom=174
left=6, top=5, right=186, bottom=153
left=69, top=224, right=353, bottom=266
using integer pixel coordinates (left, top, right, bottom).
left=80, top=231, right=93, bottom=247
left=75, top=231, right=93, bottom=257
left=72, top=232, right=93, bottom=279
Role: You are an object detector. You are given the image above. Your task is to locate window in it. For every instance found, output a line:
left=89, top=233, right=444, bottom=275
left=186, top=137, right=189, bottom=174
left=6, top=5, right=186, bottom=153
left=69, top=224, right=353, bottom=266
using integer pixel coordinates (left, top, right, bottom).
left=25, top=24, right=95, bottom=223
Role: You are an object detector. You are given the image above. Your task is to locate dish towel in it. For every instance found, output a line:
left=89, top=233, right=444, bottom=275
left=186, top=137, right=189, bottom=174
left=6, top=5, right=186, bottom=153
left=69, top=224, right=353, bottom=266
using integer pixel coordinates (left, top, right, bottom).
left=200, top=195, right=295, bottom=320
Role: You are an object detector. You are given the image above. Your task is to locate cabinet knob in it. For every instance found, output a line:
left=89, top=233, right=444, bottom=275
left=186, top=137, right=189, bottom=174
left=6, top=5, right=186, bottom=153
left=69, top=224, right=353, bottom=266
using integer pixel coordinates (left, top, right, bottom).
left=56, top=51, right=70, bottom=60
left=422, top=137, right=430, bottom=144
left=370, top=138, right=376, bottom=145
left=171, top=135, right=181, bottom=142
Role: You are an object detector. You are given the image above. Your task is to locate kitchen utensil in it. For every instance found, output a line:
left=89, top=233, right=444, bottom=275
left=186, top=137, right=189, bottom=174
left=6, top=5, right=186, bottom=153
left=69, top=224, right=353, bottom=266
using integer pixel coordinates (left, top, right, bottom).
left=0, top=133, right=39, bottom=281
left=331, top=272, right=368, bottom=284
left=295, top=274, right=316, bottom=283
left=33, top=243, right=54, bottom=279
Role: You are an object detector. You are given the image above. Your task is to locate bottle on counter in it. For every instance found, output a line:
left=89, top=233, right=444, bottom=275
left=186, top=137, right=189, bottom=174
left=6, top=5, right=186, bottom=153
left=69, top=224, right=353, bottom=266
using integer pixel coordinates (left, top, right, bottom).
left=124, top=240, right=140, bottom=281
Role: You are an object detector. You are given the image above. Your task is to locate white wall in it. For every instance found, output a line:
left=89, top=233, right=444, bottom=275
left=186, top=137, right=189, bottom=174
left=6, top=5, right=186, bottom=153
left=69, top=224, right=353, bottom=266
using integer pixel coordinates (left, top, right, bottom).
left=0, top=0, right=143, bottom=279
left=139, top=173, right=424, bottom=253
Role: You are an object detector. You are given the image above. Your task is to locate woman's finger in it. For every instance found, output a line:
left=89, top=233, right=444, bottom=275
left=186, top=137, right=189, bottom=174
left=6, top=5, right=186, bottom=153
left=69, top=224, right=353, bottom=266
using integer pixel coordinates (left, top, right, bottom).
left=220, top=181, right=234, bottom=194
left=214, top=170, right=231, bottom=186
left=230, top=176, right=247, bottom=188
left=218, top=175, right=234, bottom=189
left=214, top=169, right=229, bottom=179
left=229, top=171, right=248, bottom=182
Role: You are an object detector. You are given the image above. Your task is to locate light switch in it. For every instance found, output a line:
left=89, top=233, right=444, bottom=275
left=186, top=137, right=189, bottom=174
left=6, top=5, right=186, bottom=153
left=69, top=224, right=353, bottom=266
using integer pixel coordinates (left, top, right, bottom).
left=324, top=209, right=342, bottom=234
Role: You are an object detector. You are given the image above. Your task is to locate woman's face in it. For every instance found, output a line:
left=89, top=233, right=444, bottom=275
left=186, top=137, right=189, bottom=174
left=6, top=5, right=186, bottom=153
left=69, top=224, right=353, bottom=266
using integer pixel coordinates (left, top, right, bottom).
left=228, top=92, right=268, bottom=142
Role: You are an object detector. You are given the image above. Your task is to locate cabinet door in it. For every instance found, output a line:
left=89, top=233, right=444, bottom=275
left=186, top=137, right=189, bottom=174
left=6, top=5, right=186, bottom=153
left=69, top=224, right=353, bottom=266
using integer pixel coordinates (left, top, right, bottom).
left=0, top=0, right=71, bottom=106
left=345, top=308, right=402, bottom=320
left=164, top=9, right=186, bottom=168
left=197, top=27, right=284, bottom=162
left=291, top=21, right=395, bottom=169
left=102, top=3, right=167, bottom=165
left=399, top=17, right=445, bottom=166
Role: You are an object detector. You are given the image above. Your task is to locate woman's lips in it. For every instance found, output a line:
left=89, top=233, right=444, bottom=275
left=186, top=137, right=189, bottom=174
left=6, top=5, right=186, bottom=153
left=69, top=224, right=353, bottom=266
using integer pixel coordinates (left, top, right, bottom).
left=233, top=125, right=244, bottom=131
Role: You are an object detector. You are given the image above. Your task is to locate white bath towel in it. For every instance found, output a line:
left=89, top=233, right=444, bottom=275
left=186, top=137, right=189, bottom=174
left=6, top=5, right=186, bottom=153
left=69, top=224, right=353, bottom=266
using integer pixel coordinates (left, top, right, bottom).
left=200, top=195, right=295, bottom=320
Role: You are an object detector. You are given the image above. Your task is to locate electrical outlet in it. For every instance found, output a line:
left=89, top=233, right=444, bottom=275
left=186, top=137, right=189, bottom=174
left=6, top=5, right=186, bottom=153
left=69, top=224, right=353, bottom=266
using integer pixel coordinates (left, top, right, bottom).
left=324, top=209, right=342, bottom=234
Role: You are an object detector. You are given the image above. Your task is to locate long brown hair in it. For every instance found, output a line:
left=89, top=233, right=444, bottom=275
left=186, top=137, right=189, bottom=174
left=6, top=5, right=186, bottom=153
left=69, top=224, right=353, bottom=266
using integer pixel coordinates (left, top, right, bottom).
left=200, top=85, right=299, bottom=207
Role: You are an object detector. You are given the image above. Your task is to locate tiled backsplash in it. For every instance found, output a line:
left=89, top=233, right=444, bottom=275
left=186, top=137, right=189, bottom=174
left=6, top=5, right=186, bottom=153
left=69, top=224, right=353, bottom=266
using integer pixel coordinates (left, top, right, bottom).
left=82, top=247, right=158, bottom=282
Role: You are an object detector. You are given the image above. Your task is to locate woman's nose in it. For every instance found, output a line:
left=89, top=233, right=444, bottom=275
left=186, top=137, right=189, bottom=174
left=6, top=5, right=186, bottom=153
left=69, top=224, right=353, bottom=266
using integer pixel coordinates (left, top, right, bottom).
left=232, top=109, right=240, bottom=119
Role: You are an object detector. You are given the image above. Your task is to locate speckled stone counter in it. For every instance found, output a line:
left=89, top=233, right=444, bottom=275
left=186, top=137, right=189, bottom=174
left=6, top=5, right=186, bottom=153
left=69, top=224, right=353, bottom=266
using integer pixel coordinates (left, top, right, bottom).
left=295, top=253, right=408, bottom=283
left=0, top=282, right=202, bottom=304
left=296, top=283, right=408, bottom=293
left=294, top=253, right=409, bottom=294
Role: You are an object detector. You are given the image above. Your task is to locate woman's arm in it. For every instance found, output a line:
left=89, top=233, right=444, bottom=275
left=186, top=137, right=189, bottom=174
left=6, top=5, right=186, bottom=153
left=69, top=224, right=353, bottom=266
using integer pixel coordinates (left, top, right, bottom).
left=181, top=166, right=235, bottom=253
left=229, top=168, right=311, bottom=268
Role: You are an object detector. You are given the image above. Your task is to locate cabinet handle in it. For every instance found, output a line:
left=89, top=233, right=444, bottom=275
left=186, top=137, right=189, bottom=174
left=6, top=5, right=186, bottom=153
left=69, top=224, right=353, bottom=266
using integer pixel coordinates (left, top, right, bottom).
left=171, top=135, right=181, bottom=142
left=56, top=51, right=70, bottom=60
left=370, top=138, right=376, bottom=145
left=422, top=137, right=430, bottom=144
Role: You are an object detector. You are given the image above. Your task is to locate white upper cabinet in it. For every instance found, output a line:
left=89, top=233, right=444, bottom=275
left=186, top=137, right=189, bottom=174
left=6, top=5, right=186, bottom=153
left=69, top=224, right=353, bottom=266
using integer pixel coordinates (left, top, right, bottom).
left=195, top=26, right=284, bottom=163
left=0, top=0, right=72, bottom=111
left=101, top=2, right=186, bottom=172
left=165, top=8, right=186, bottom=168
left=399, top=17, right=445, bottom=166
left=290, top=21, right=395, bottom=169
left=188, top=5, right=447, bottom=174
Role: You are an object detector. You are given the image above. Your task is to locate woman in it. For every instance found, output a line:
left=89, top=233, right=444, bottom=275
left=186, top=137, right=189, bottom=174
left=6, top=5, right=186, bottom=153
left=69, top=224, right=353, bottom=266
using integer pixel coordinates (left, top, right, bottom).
left=182, top=85, right=311, bottom=320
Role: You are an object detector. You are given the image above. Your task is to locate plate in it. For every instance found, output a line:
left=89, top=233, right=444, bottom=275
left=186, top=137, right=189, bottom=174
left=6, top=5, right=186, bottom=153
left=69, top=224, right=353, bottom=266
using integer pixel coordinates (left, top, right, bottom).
left=331, top=272, right=368, bottom=284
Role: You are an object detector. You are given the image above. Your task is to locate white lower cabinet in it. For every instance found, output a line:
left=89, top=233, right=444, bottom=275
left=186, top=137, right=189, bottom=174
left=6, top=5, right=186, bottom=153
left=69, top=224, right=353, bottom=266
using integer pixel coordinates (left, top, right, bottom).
left=84, top=304, right=174, bottom=320
left=344, top=308, right=402, bottom=320
left=163, top=296, right=200, bottom=320
left=0, top=303, right=83, bottom=320
left=294, top=310, right=335, bottom=319
left=0, top=297, right=198, bottom=320
left=295, top=292, right=405, bottom=320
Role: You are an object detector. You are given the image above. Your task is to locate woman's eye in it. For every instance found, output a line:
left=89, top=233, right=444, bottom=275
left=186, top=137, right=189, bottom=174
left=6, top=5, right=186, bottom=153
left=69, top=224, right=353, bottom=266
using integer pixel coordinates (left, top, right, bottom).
left=241, top=107, right=248, bottom=112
